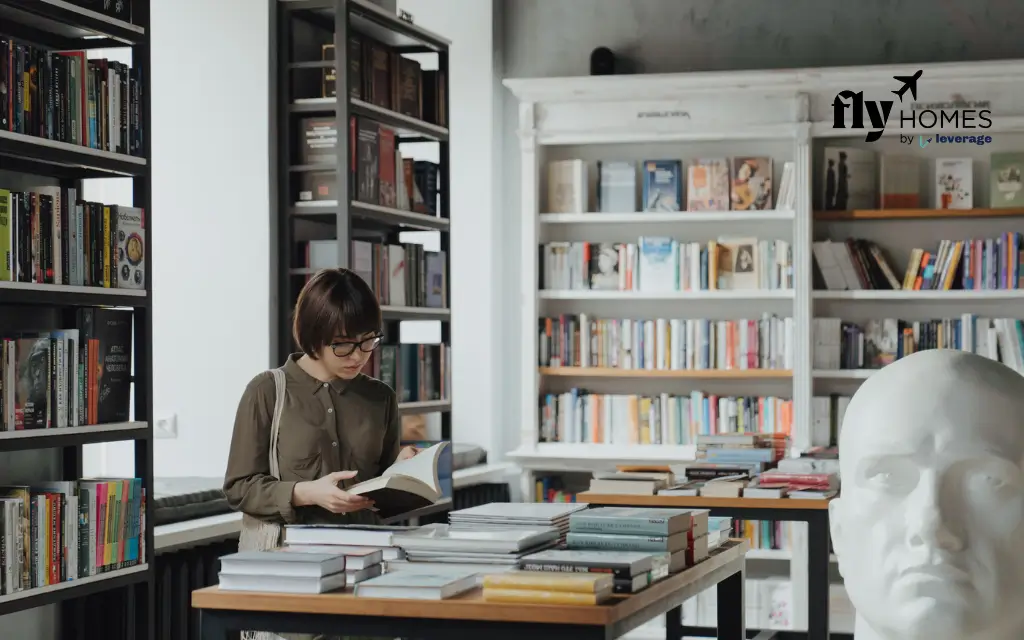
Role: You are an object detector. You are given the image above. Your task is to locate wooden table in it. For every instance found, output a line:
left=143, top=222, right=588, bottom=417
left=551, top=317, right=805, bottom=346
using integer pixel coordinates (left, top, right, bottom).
left=192, top=540, right=749, bottom=640
left=576, top=492, right=838, bottom=640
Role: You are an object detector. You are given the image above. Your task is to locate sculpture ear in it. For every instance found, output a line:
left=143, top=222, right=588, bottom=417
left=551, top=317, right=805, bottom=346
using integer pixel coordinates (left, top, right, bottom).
left=829, top=497, right=845, bottom=576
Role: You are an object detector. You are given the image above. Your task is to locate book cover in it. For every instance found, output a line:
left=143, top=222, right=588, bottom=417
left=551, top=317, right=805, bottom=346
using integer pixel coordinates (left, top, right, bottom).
left=85, top=308, right=132, bottom=424
left=588, top=242, right=620, bottom=290
left=378, top=126, right=397, bottom=208
left=637, top=236, right=675, bottom=292
left=597, top=161, right=636, bottom=212
left=115, top=207, right=145, bottom=290
left=642, top=160, right=682, bottom=212
left=879, top=155, right=920, bottom=209
left=990, top=152, right=1024, bottom=209
left=730, top=157, right=773, bottom=210
left=518, top=549, right=654, bottom=579
left=715, top=236, right=759, bottom=290
left=546, top=160, right=587, bottom=213
left=935, top=158, right=973, bottom=209
left=568, top=507, right=694, bottom=536
left=686, top=158, right=730, bottom=211
left=356, top=119, right=380, bottom=204
left=822, top=148, right=876, bottom=210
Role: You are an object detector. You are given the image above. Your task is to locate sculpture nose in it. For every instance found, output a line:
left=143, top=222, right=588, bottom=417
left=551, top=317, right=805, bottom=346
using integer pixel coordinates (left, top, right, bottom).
left=905, top=471, right=964, bottom=552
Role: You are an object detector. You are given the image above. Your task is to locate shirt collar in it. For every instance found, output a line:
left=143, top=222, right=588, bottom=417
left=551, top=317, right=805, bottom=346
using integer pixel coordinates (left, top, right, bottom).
left=283, top=353, right=355, bottom=394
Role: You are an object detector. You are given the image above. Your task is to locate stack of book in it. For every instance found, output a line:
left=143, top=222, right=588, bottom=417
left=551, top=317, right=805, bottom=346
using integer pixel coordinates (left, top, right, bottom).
left=354, top=567, right=479, bottom=600
left=283, top=523, right=441, bottom=563
left=447, top=501, right=589, bottom=544
left=565, top=507, right=710, bottom=571
left=707, top=517, right=734, bottom=550
left=517, top=548, right=662, bottom=594
left=587, top=470, right=675, bottom=496
left=387, top=524, right=559, bottom=572
left=217, top=550, right=349, bottom=594
left=661, top=433, right=785, bottom=497
left=752, top=470, right=839, bottom=499
left=280, top=544, right=385, bottom=586
left=481, top=571, right=613, bottom=604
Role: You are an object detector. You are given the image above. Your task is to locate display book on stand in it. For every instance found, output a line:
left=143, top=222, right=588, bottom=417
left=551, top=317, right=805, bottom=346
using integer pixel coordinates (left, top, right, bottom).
left=214, top=498, right=737, bottom=602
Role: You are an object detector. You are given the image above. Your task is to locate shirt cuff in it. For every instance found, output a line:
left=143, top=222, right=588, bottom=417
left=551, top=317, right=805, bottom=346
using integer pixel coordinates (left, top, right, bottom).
left=274, top=480, right=299, bottom=524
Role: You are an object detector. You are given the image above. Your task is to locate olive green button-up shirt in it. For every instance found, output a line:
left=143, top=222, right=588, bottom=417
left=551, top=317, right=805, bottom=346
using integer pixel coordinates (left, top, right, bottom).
left=223, top=353, right=401, bottom=526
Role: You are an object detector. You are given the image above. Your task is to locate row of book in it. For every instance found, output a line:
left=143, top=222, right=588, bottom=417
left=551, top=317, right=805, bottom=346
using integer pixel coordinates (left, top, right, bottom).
left=539, top=313, right=794, bottom=371
left=361, top=343, right=449, bottom=405
left=542, top=238, right=794, bottom=292
left=539, top=391, right=793, bottom=446
left=0, top=39, right=143, bottom=156
left=296, top=239, right=447, bottom=309
left=296, top=116, right=441, bottom=216
left=0, top=308, right=133, bottom=431
left=0, top=187, right=146, bottom=289
left=821, top=148, right=1024, bottom=211
left=331, top=31, right=446, bottom=127
left=812, top=315, right=1022, bottom=373
left=813, top=233, right=1023, bottom=291
left=547, top=158, right=794, bottom=213
left=0, top=478, right=145, bottom=595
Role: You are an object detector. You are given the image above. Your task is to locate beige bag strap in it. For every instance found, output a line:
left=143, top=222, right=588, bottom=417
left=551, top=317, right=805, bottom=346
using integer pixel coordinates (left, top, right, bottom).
left=267, top=367, right=286, bottom=478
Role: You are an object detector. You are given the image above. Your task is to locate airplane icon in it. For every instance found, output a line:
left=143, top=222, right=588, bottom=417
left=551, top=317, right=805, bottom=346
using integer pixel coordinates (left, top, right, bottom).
left=892, top=70, right=923, bottom=102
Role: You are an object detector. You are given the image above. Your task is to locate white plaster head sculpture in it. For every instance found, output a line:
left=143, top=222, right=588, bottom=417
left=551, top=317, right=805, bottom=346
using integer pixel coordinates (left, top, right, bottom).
left=830, top=349, right=1024, bottom=640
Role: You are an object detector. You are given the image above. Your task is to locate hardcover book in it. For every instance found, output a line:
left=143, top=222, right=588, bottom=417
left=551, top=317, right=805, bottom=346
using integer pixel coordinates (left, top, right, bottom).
left=822, top=148, right=876, bottom=210
left=345, top=441, right=449, bottom=519
left=935, top=158, right=973, bottom=209
left=879, top=155, right=920, bottom=209
left=115, top=207, right=145, bottom=290
left=597, top=161, right=636, bottom=212
left=356, top=119, right=380, bottom=204
left=687, top=158, right=730, bottom=211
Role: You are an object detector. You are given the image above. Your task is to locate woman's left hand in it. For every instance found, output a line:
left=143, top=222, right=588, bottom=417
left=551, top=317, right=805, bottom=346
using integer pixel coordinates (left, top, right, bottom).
left=397, top=446, right=418, bottom=461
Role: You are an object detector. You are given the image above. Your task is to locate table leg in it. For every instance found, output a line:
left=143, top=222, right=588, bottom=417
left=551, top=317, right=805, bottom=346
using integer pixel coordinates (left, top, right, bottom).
left=806, top=511, right=831, bottom=639
left=665, top=605, right=682, bottom=640
left=199, top=610, right=230, bottom=640
left=716, top=569, right=745, bottom=640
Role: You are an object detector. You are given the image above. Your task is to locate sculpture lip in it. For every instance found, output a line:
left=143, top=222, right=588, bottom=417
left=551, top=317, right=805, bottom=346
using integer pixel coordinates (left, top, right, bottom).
left=899, top=563, right=969, bottom=582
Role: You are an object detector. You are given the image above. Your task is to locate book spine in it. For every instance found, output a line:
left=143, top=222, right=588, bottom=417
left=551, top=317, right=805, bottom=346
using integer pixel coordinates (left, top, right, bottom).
left=517, top=561, right=632, bottom=580
left=568, top=517, right=671, bottom=537
left=565, top=532, right=674, bottom=552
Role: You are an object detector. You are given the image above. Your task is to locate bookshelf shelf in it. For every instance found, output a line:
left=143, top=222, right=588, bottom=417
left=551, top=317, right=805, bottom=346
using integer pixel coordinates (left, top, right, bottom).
left=814, top=207, right=1024, bottom=221
left=539, top=367, right=793, bottom=380
left=274, top=0, right=453, bottom=459
left=539, top=210, right=796, bottom=224
left=398, top=400, right=451, bottom=415
left=0, top=281, right=149, bottom=307
left=0, top=0, right=154, bottom=626
left=812, top=289, right=1024, bottom=301
left=381, top=305, right=450, bottom=320
left=538, top=289, right=795, bottom=301
left=812, top=369, right=876, bottom=380
left=0, top=563, right=150, bottom=616
left=0, top=0, right=144, bottom=46
left=0, top=128, right=147, bottom=178
left=0, top=422, right=150, bottom=451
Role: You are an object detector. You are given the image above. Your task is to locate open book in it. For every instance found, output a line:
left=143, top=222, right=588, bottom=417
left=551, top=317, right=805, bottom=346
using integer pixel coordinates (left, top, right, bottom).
left=346, top=442, right=448, bottom=519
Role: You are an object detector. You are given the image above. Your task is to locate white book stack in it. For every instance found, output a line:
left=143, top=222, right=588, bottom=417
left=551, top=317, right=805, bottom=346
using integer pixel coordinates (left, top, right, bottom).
left=283, top=522, right=444, bottom=563
left=217, top=550, right=348, bottom=594
left=280, top=544, right=386, bottom=587
left=389, top=524, right=560, bottom=569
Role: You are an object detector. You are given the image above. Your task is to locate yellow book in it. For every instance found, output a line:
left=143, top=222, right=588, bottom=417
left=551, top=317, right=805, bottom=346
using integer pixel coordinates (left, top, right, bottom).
left=482, top=587, right=610, bottom=605
left=482, top=571, right=612, bottom=593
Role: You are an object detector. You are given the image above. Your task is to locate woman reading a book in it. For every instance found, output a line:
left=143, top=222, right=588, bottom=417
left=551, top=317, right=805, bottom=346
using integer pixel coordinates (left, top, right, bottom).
left=224, top=267, right=418, bottom=533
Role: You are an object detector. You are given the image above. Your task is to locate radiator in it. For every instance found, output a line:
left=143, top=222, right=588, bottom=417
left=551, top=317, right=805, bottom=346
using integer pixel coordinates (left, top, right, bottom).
left=73, top=482, right=510, bottom=639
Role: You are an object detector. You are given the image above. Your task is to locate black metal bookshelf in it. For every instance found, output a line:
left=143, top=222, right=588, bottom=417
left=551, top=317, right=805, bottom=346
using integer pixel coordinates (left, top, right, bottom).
left=0, top=0, right=154, bottom=636
left=271, top=0, right=454, bottom=433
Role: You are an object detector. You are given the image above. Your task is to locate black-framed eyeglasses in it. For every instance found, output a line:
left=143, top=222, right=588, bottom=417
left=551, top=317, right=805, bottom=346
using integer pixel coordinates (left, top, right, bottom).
left=330, top=333, right=383, bottom=357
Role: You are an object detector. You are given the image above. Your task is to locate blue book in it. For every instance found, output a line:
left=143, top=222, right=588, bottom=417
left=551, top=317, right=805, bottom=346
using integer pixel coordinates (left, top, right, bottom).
left=642, top=160, right=683, bottom=212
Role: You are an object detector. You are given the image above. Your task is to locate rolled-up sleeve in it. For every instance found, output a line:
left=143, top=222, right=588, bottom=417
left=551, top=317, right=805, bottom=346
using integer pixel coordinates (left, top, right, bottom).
left=223, top=372, right=298, bottom=524
left=378, top=388, right=402, bottom=471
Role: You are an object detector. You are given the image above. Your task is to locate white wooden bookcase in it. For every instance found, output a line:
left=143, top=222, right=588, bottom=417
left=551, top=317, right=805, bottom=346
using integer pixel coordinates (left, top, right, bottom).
left=504, top=59, right=1024, bottom=635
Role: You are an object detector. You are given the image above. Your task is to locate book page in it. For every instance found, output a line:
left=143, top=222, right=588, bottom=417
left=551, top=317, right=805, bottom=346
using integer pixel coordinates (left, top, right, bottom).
left=379, top=441, right=447, bottom=491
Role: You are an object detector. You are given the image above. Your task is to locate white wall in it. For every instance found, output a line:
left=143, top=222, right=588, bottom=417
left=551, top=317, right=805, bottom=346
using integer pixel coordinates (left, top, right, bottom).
left=84, top=0, right=271, bottom=479
left=397, top=0, right=505, bottom=458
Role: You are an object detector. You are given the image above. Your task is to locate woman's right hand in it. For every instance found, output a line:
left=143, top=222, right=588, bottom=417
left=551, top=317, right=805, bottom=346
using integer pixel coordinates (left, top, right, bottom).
left=292, top=470, right=375, bottom=514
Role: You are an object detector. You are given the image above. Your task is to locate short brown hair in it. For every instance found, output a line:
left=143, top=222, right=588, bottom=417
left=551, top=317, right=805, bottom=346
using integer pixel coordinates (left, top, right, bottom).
left=292, top=268, right=381, bottom=359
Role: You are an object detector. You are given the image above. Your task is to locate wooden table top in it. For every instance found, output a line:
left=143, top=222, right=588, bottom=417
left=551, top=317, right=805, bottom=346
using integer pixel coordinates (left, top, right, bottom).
left=192, top=540, right=748, bottom=626
left=575, top=492, right=833, bottom=510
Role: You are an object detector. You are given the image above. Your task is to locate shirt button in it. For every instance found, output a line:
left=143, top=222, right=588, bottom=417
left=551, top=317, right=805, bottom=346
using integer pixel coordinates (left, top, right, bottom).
left=332, top=442, right=338, bottom=447
left=323, top=382, right=329, bottom=388
left=327, top=408, right=333, bottom=414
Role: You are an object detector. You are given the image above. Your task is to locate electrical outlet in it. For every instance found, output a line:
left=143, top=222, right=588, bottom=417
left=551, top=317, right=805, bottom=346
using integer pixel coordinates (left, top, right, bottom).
left=155, top=415, right=178, bottom=439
